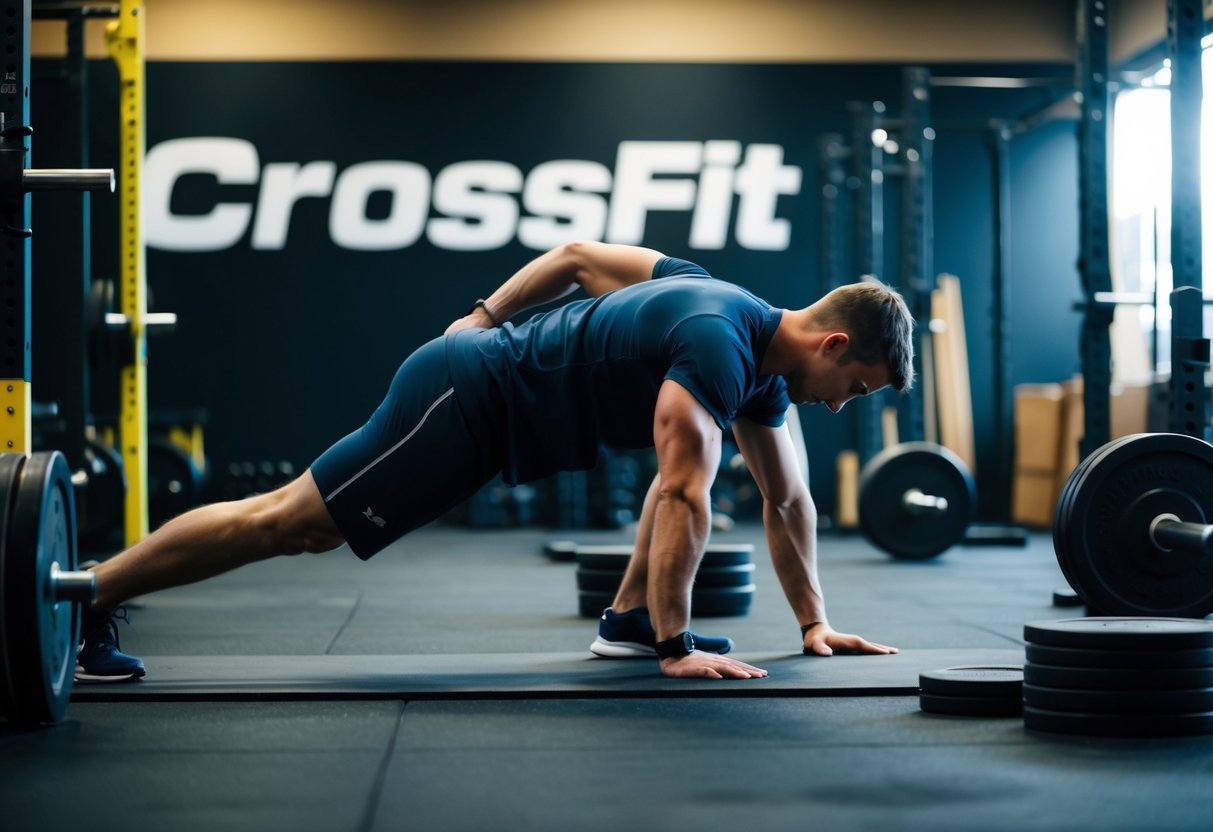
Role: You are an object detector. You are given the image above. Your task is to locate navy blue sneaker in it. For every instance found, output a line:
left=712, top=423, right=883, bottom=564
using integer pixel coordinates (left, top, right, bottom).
left=76, top=606, right=146, bottom=683
left=590, top=607, right=734, bottom=658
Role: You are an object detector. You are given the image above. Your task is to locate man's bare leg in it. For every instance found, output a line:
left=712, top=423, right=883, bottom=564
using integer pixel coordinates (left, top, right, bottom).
left=610, top=473, right=660, bottom=612
left=91, top=469, right=345, bottom=612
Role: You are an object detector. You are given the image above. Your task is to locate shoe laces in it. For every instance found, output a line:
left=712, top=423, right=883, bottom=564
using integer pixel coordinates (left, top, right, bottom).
left=85, top=605, right=131, bottom=649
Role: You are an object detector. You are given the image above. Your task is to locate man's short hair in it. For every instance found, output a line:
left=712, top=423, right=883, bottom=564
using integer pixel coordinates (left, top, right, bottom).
left=812, top=280, right=915, bottom=392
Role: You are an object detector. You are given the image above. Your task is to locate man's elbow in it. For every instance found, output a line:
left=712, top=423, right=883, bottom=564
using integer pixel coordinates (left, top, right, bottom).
left=557, top=240, right=594, bottom=285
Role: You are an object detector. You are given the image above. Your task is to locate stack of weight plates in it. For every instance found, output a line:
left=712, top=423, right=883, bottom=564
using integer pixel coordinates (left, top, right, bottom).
left=543, top=540, right=578, bottom=562
left=918, top=666, right=1024, bottom=716
left=1023, top=618, right=1213, bottom=737
left=575, top=543, right=756, bottom=618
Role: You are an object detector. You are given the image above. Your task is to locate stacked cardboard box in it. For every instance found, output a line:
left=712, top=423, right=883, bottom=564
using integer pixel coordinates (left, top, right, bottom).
left=1012, top=377, right=1150, bottom=528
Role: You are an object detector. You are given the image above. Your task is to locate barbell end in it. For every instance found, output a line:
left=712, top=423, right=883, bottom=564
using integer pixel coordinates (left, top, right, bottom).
left=146, top=312, right=178, bottom=335
left=22, top=168, right=116, bottom=193
left=903, top=488, right=949, bottom=516
left=49, top=562, right=98, bottom=605
left=1149, top=514, right=1213, bottom=557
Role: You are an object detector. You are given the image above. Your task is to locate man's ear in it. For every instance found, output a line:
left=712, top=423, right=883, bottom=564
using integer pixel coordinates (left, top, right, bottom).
left=822, top=332, right=850, bottom=355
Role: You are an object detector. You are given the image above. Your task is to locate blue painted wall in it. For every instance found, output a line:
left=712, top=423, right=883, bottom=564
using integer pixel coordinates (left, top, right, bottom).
left=31, top=60, right=1082, bottom=524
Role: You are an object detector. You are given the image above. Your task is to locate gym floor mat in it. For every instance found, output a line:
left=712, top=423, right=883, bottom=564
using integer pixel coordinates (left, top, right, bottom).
left=72, top=648, right=1023, bottom=702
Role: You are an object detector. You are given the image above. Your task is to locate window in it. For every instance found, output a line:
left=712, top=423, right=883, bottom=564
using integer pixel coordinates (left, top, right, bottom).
left=1111, top=45, right=1213, bottom=379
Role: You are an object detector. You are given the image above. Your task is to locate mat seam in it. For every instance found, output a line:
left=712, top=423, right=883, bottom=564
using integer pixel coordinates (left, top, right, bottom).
left=325, top=590, right=365, bottom=655
left=356, top=699, right=408, bottom=832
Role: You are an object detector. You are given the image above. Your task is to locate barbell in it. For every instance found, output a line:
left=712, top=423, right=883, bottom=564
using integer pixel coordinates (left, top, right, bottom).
left=0, top=451, right=96, bottom=726
left=1054, top=432, right=1213, bottom=619
left=857, top=441, right=976, bottom=559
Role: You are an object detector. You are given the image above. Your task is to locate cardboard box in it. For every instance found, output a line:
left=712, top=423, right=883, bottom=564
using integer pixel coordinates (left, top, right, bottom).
left=1012, top=383, right=1066, bottom=528
left=1013, top=384, right=1065, bottom=473
left=1012, top=469, right=1060, bottom=528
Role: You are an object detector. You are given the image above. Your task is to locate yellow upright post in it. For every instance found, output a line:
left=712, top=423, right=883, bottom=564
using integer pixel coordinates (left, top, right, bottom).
left=106, top=0, right=148, bottom=545
left=0, top=0, right=31, bottom=455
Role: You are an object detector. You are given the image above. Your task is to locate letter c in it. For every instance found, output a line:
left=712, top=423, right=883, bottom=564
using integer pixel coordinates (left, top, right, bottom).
left=144, top=137, right=260, bottom=252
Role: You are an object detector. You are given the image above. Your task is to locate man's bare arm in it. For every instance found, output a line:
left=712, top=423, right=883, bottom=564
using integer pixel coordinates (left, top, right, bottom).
left=732, top=416, right=896, bottom=657
left=445, top=241, right=663, bottom=334
left=649, top=381, right=768, bottom=679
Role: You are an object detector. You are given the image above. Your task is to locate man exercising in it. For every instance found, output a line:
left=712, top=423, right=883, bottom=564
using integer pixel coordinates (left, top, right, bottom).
left=76, top=241, right=914, bottom=682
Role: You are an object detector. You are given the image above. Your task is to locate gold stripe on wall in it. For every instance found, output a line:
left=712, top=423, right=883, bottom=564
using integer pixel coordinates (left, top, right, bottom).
left=32, top=0, right=1087, bottom=63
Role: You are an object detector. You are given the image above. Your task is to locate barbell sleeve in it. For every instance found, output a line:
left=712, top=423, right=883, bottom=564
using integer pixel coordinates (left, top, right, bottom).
left=23, top=168, right=115, bottom=193
left=48, top=563, right=97, bottom=604
left=1150, top=514, right=1213, bottom=556
left=903, top=488, right=949, bottom=515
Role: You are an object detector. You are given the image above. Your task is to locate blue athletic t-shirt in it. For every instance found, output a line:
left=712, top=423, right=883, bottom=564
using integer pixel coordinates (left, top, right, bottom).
left=446, top=257, right=789, bottom=485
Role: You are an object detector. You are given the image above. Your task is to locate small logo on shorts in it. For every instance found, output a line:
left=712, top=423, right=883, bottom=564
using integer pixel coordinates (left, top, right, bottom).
left=363, top=507, right=386, bottom=528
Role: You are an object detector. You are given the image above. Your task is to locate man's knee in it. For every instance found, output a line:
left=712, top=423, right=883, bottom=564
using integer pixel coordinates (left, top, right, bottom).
left=255, top=475, right=345, bottom=556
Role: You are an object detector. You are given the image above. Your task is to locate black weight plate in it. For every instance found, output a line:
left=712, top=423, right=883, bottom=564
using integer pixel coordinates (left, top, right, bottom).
left=578, top=591, right=614, bottom=619
left=1053, top=436, right=1137, bottom=603
left=544, top=540, right=578, bottom=562
left=86, top=278, right=116, bottom=369
left=1024, top=662, right=1213, bottom=691
left=693, top=563, right=757, bottom=588
left=0, top=453, right=27, bottom=721
left=919, top=693, right=1022, bottom=717
left=148, top=436, right=202, bottom=529
left=1063, top=433, right=1213, bottom=617
left=858, top=442, right=975, bottom=559
left=1023, top=705, right=1213, bottom=737
left=576, top=569, right=624, bottom=593
left=1025, top=642, right=1213, bottom=670
left=1052, top=587, right=1084, bottom=608
left=699, top=544, right=755, bottom=566
left=77, top=439, right=125, bottom=552
left=1023, top=682, right=1213, bottom=714
left=692, top=604, right=753, bottom=618
left=1054, top=434, right=1142, bottom=598
left=4, top=452, right=78, bottom=725
left=576, top=564, right=755, bottom=593
left=691, top=584, right=755, bottom=617
left=1057, top=434, right=1189, bottom=611
left=579, top=586, right=755, bottom=619
left=575, top=543, right=754, bottom=570
left=575, top=550, right=630, bottom=571
left=1024, top=617, right=1213, bottom=650
left=918, top=665, right=1024, bottom=698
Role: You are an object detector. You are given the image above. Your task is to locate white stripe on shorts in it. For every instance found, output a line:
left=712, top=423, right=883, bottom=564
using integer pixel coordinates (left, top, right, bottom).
left=324, top=387, right=455, bottom=502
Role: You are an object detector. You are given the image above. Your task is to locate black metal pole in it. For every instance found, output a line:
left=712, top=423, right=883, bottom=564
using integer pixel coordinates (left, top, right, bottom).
left=1076, top=0, right=1114, bottom=458
left=900, top=66, right=933, bottom=446
left=818, top=133, right=848, bottom=294
left=1167, top=0, right=1209, bottom=439
left=989, top=125, right=1013, bottom=520
left=849, top=100, right=886, bottom=465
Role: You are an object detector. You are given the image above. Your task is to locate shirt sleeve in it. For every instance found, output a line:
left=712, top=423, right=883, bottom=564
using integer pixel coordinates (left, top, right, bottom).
left=736, top=376, right=791, bottom=427
left=652, top=256, right=712, bottom=280
left=662, top=315, right=749, bottom=430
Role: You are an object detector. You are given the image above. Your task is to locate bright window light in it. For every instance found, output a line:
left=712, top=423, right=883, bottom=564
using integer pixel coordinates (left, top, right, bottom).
left=1110, top=46, right=1213, bottom=374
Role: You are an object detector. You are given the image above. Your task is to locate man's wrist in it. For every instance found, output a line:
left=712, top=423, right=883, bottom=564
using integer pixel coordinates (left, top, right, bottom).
left=800, top=621, right=827, bottom=637
left=655, top=631, right=696, bottom=660
left=469, top=298, right=500, bottom=326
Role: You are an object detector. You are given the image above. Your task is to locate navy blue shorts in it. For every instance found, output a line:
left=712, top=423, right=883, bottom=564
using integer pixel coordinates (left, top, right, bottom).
left=310, top=336, right=500, bottom=559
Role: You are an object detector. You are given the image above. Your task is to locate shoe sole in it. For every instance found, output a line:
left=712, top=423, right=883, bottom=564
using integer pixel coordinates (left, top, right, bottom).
left=589, top=635, right=734, bottom=659
left=590, top=636, right=654, bottom=658
left=75, top=664, right=146, bottom=684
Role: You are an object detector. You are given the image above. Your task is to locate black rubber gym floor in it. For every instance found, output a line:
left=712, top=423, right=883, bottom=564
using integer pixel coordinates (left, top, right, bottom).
left=3, top=524, right=1212, bottom=831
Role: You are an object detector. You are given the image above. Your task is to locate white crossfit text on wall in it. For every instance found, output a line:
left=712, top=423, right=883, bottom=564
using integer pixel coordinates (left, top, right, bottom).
left=143, top=137, right=804, bottom=253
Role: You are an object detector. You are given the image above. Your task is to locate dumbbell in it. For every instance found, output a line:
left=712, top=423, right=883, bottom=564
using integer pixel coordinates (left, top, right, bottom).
left=0, top=451, right=98, bottom=725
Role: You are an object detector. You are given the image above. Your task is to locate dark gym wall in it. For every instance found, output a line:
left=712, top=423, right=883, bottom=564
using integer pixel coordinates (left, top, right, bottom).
left=27, top=58, right=1082, bottom=522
